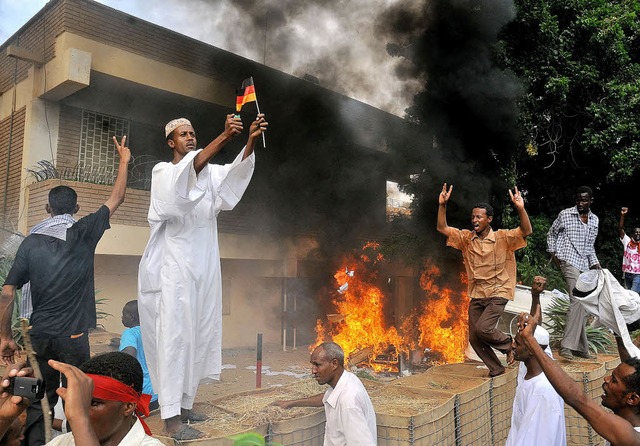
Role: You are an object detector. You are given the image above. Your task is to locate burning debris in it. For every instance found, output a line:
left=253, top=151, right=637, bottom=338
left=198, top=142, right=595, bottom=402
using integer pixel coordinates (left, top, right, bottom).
left=314, top=243, right=470, bottom=373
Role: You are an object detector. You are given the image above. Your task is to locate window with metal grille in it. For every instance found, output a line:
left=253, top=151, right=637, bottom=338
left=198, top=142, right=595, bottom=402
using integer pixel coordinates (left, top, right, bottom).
left=78, top=111, right=129, bottom=183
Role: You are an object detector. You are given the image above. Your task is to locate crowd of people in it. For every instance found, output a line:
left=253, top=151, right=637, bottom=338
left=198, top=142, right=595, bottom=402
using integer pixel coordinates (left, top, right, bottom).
left=438, top=182, right=640, bottom=446
left=1, top=106, right=640, bottom=445
left=0, top=113, right=268, bottom=444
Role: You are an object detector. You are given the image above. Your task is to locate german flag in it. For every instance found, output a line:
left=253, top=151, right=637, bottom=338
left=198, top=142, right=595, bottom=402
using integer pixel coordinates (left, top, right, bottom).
left=236, top=78, right=257, bottom=112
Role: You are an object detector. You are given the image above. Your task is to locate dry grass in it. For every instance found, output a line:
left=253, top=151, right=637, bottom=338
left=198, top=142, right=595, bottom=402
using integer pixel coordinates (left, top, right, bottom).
left=284, top=378, right=326, bottom=396
left=370, top=387, right=449, bottom=416
left=211, top=386, right=322, bottom=426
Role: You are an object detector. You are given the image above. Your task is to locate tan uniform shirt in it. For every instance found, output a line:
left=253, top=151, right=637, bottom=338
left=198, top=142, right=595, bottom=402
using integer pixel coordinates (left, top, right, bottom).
left=446, top=227, right=526, bottom=300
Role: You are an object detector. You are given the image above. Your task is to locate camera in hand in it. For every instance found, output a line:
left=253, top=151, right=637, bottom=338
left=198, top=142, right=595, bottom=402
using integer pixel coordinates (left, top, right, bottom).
left=8, top=376, right=45, bottom=401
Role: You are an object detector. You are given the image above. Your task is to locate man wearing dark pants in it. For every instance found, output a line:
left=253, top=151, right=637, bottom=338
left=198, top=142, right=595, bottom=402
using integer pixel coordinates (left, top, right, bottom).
left=0, top=136, right=130, bottom=445
left=437, top=183, right=532, bottom=377
left=547, top=186, right=600, bottom=360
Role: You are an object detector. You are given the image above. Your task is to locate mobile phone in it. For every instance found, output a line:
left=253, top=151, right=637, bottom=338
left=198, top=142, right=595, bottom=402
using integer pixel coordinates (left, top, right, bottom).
left=8, top=376, right=45, bottom=401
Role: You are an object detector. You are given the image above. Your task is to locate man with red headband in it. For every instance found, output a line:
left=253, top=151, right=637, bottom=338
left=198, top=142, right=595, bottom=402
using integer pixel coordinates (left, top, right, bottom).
left=47, top=352, right=162, bottom=445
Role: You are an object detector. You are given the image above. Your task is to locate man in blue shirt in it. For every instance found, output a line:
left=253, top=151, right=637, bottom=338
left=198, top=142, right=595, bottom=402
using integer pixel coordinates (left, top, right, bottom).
left=120, top=300, right=158, bottom=411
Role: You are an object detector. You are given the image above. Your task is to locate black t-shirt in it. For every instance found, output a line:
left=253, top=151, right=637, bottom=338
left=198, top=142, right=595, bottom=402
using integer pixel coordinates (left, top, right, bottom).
left=5, top=205, right=111, bottom=337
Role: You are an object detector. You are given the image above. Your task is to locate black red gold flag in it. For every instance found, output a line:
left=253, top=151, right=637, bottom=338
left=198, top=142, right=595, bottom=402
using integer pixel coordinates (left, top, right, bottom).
left=236, top=78, right=257, bottom=112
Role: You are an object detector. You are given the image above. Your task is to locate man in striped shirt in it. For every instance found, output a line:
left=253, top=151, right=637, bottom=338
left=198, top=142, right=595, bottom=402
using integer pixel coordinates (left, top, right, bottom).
left=547, top=186, right=601, bottom=360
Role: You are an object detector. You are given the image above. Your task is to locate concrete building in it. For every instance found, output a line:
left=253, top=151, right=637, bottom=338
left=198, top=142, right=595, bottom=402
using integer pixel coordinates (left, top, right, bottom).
left=0, top=0, right=428, bottom=348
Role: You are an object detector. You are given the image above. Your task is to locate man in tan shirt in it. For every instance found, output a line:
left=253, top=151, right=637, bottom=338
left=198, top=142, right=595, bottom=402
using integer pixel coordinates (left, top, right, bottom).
left=437, top=183, right=532, bottom=376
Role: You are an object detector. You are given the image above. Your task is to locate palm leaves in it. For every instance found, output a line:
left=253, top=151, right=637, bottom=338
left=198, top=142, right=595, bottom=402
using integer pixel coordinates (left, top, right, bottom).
left=544, top=294, right=614, bottom=354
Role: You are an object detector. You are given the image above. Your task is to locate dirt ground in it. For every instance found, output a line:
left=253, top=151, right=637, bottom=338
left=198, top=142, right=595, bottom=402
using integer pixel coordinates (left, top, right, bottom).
left=90, top=330, right=317, bottom=437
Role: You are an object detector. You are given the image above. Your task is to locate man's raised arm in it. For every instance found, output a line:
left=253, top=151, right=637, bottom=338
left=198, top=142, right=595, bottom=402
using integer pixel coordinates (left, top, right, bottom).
left=529, top=276, right=546, bottom=324
left=519, top=312, right=640, bottom=446
left=620, top=208, right=629, bottom=239
left=192, top=114, right=243, bottom=174
left=437, top=183, right=453, bottom=235
left=104, top=136, right=132, bottom=216
left=509, top=186, right=532, bottom=237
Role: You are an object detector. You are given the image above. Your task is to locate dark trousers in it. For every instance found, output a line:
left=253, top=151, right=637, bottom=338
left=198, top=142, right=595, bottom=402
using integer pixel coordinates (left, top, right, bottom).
left=24, top=333, right=90, bottom=446
left=468, top=297, right=512, bottom=377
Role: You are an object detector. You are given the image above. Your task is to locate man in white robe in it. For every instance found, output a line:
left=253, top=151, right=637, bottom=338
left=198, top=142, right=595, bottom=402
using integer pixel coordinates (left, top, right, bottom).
left=138, top=114, right=267, bottom=440
left=572, top=269, right=640, bottom=358
left=507, top=326, right=566, bottom=446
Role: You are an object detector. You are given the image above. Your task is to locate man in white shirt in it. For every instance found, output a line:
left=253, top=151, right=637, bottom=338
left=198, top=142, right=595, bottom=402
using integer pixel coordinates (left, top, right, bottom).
left=518, top=312, right=640, bottom=446
left=507, top=276, right=566, bottom=445
left=274, top=342, right=377, bottom=445
left=507, top=325, right=566, bottom=445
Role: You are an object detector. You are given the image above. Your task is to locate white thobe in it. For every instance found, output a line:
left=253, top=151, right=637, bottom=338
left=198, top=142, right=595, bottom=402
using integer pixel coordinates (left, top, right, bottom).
left=572, top=269, right=640, bottom=358
left=138, top=148, right=255, bottom=419
left=506, top=372, right=566, bottom=446
left=322, top=370, right=377, bottom=446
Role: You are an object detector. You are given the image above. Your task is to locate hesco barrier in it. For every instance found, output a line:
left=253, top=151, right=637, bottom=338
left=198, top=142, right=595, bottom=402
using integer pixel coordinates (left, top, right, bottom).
left=562, top=362, right=607, bottom=445
left=149, top=360, right=613, bottom=446
left=424, top=365, right=493, bottom=445
left=269, top=409, right=325, bottom=446
left=370, top=386, right=456, bottom=445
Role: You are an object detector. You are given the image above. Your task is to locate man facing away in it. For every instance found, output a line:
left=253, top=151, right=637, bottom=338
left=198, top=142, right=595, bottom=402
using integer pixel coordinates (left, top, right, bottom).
left=119, top=300, right=158, bottom=411
left=436, top=183, right=532, bottom=377
left=0, top=136, right=131, bottom=446
left=547, top=185, right=601, bottom=360
left=137, top=114, right=267, bottom=440
left=619, top=207, right=640, bottom=293
left=506, top=276, right=566, bottom=446
left=274, top=342, right=377, bottom=446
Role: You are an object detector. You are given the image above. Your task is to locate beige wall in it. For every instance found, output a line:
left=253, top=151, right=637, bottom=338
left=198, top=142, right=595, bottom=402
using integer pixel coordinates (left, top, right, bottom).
left=95, top=255, right=285, bottom=349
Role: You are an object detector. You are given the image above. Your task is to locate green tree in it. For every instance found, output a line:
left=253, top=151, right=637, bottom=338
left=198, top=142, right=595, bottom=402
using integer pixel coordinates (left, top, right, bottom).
left=496, top=0, right=640, bottom=201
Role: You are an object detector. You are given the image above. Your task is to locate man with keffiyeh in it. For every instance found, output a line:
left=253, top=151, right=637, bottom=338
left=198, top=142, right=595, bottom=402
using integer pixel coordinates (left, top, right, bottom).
left=0, top=136, right=131, bottom=446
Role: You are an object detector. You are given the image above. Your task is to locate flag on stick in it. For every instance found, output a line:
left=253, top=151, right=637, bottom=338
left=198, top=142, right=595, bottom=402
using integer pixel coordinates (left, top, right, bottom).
left=235, top=77, right=266, bottom=148
left=236, top=78, right=257, bottom=112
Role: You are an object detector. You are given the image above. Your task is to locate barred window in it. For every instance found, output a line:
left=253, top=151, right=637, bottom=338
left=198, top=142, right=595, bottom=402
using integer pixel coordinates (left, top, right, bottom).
left=78, top=111, right=129, bottom=183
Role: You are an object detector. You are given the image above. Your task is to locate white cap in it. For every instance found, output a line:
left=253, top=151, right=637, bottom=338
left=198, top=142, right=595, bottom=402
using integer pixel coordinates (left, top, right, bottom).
left=533, top=326, right=550, bottom=346
left=575, top=270, right=599, bottom=293
left=165, top=118, right=192, bottom=138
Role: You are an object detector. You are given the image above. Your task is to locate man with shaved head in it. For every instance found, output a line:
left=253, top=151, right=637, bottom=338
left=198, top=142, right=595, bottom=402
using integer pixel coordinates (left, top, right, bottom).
left=138, top=113, right=267, bottom=440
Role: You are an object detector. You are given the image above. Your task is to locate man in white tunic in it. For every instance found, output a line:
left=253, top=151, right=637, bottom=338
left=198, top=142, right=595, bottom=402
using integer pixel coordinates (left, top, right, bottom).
left=138, top=114, right=267, bottom=440
left=274, top=342, right=377, bottom=445
left=507, top=325, right=566, bottom=446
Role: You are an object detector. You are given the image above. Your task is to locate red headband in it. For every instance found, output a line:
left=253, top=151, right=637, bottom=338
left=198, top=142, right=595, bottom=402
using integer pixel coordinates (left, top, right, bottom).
left=86, top=374, right=152, bottom=435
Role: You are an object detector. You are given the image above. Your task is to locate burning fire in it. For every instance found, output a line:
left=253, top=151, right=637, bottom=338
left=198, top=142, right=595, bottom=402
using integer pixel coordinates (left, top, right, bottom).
left=314, top=243, right=469, bottom=370
left=416, top=262, right=469, bottom=363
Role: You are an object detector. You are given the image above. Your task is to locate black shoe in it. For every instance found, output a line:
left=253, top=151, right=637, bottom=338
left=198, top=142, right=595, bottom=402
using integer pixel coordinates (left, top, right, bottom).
left=559, top=347, right=574, bottom=359
left=181, top=410, right=209, bottom=423
left=572, top=350, right=596, bottom=359
left=171, top=425, right=204, bottom=440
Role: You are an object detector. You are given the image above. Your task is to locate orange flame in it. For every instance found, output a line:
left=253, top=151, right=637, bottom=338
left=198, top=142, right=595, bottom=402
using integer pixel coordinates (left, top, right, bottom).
left=314, top=244, right=469, bottom=370
left=416, top=261, right=469, bottom=363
